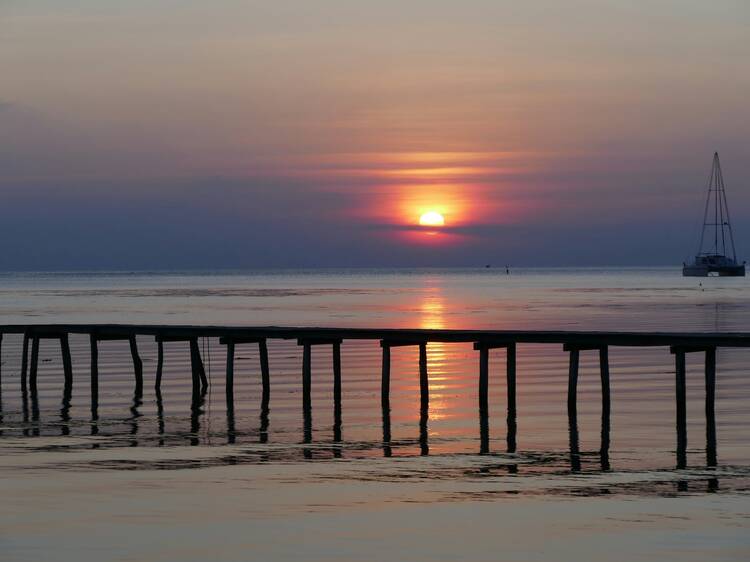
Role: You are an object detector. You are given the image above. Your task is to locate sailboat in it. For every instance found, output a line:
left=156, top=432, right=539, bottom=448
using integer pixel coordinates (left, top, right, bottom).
left=683, top=152, right=745, bottom=277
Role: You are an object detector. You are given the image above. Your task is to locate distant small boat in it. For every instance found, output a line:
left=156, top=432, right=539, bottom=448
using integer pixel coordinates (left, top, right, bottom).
left=683, top=152, right=745, bottom=277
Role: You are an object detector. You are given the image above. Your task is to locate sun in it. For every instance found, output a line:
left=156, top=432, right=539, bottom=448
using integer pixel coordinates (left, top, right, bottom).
left=419, top=211, right=445, bottom=227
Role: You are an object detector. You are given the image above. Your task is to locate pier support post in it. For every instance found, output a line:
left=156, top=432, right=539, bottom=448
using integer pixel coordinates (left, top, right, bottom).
left=154, top=334, right=211, bottom=398
left=478, top=346, right=489, bottom=420
left=29, top=335, right=40, bottom=392
left=599, top=346, right=611, bottom=470
left=381, top=345, right=391, bottom=411
left=419, top=343, right=429, bottom=410
left=474, top=341, right=517, bottom=454
left=26, top=330, right=73, bottom=393
left=296, top=338, right=343, bottom=442
left=219, top=336, right=271, bottom=410
left=193, top=339, right=202, bottom=394
left=90, top=332, right=144, bottom=396
left=61, top=333, right=73, bottom=389
left=670, top=344, right=718, bottom=468
left=333, top=341, right=342, bottom=429
left=155, top=340, right=164, bottom=391
left=129, top=335, right=143, bottom=396
left=302, top=343, right=312, bottom=414
left=189, top=338, right=207, bottom=393
left=507, top=342, right=517, bottom=452
left=477, top=344, right=488, bottom=454
left=90, top=334, right=99, bottom=413
left=563, top=344, right=613, bottom=414
left=674, top=349, right=687, bottom=468
left=567, top=348, right=580, bottom=420
left=21, top=332, right=29, bottom=390
left=599, top=346, right=611, bottom=427
left=381, top=338, right=429, bottom=411
left=225, top=340, right=235, bottom=404
left=259, top=339, right=270, bottom=409
left=564, top=343, right=612, bottom=468
left=705, top=347, right=717, bottom=466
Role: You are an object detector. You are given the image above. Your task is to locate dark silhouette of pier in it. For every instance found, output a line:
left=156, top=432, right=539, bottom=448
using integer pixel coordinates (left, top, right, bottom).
left=0, top=324, right=739, bottom=468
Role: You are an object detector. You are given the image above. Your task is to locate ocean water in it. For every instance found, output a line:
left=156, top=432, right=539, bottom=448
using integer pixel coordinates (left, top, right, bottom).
left=0, top=268, right=748, bottom=561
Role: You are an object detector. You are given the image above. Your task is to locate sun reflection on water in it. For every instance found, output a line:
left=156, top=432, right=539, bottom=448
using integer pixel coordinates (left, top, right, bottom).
left=419, top=283, right=452, bottom=422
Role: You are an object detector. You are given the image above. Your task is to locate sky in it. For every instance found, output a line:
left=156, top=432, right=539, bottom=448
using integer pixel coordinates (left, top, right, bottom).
left=1, top=0, right=749, bottom=269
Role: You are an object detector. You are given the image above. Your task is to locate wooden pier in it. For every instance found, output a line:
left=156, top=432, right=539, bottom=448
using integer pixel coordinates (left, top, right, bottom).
left=1, top=324, right=747, bottom=467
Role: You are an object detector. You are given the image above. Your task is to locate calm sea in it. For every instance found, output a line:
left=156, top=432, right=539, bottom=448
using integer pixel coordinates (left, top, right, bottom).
left=1, top=268, right=748, bottom=561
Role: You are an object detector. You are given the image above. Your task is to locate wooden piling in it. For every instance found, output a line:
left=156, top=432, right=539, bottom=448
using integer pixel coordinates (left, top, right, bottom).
left=567, top=348, right=580, bottom=419
left=129, top=335, right=143, bottom=396
left=259, top=339, right=270, bottom=408
left=506, top=342, right=517, bottom=453
left=599, top=346, right=611, bottom=423
left=705, top=347, right=717, bottom=466
left=29, top=336, right=40, bottom=391
left=675, top=349, right=687, bottom=468
left=302, top=342, right=312, bottom=414
left=89, top=334, right=99, bottom=412
left=21, top=332, right=29, bottom=389
left=302, top=343, right=313, bottom=450
left=333, top=341, right=342, bottom=429
left=189, top=337, right=207, bottom=391
left=381, top=344, right=391, bottom=410
left=474, top=341, right=517, bottom=453
left=478, top=346, right=489, bottom=417
left=599, top=346, right=611, bottom=469
left=225, top=340, right=235, bottom=404
left=333, top=341, right=342, bottom=409
left=419, top=342, right=428, bottom=410
left=155, top=340, right=164, bottom=391
left=189, top=338, right=201, bottom=397
left=477, top=345, right=490, bottom=454
left=60, top=333, right=73, bottom=388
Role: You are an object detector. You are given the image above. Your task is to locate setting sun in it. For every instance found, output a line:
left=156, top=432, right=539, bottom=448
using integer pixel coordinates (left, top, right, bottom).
left=419, top=211, right=445, bottom=227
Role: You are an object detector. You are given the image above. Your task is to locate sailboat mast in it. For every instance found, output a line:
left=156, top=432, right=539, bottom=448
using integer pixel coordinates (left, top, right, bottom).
left=697, top=156, right=714, bottom=256
left=712, top=152, right=724, bottom=255
left=716, top=153, right=738, bottom=262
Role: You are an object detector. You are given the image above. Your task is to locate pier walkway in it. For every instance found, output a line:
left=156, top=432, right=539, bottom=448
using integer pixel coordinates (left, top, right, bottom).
left=2, top=324, right=746, bottom=468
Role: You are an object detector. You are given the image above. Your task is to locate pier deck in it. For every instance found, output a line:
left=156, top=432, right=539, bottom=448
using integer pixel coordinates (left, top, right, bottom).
left=1, top=324, right=747, bottom=469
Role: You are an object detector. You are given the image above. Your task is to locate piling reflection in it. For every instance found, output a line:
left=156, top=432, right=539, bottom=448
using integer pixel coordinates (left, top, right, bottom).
left=333, top=394, right=342, bottom=459
left=155, top=389, right=165, bottom=446
left=479, top=407, right=489, bottom=455
left=419, top=408, right=429, bottom=456
left=226, top=393, right=236, bottom=445
left=259, top=405, right=269, bottom=444
left=382, top=405, right=392, bottom=457
left=21, top=374, right=30, bottom=438
left=568, top=411, right=581, bottom=472
left=60, top=380, right=72, bottom=436
left=600, top=409, right=611, bottom=471
left=190, top=388, right=207, bottom=446
left=129, top=393, right=142, bottom=446
left=303, top=390, right=313, bottom=459
left=30, top=378, right=40, bottom=437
